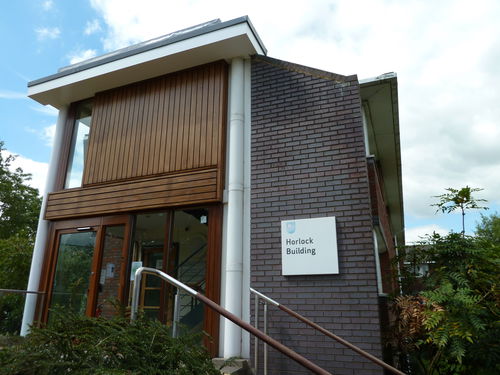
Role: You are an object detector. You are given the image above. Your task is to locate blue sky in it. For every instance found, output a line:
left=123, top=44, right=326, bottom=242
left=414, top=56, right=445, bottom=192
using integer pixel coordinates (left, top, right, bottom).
left=1, top=0, right=102, bottom=162
left=1, top=0, right=499, bottom=241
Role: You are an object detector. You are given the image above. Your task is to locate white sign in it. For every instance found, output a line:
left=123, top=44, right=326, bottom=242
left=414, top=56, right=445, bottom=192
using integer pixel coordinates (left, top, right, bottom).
left=281, top=216, right=339, bottom=276
left=106, top=263, right=115, bottom=278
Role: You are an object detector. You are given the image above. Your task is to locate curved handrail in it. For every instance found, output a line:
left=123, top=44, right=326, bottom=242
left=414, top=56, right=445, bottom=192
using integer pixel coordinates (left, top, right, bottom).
left=131, top=267, right=333, bottom=375
left=250, top=287, right=406, bottom=375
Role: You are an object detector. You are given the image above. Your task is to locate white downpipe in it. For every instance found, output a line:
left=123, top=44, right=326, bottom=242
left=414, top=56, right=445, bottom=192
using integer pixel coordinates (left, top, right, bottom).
left=362, top=108, right=370, bottom=156
left=241, top=58, right=252, bottom=359
left=372, top=230, right=384, bottom=295
left=223, top=57, right=245, bottom=357
left=21, top=106, right=68, bottom=336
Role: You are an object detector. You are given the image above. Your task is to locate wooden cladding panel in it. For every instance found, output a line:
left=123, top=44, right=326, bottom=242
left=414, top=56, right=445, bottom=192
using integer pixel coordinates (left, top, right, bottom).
left=83, top=61, right=227, bottom=186
left=45, top=169, right=219, bottom=220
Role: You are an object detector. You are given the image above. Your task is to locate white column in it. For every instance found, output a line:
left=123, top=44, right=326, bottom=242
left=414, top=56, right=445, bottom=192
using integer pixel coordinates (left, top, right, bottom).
left=21, top=105, right=68, bottom=336
left=223, top=57, right=245, bottom=357
left=240, top=58, right=252, bottom=359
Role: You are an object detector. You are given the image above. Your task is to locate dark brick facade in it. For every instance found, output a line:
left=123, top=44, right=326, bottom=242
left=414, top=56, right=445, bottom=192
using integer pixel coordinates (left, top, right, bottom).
left=250, top=56, right=384, bottom=374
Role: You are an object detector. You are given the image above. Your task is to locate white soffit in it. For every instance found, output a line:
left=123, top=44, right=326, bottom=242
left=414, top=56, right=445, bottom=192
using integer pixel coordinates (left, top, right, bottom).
left=28, top=18, right=266, bottom=108
left=360, top=74, right=404, bottom=243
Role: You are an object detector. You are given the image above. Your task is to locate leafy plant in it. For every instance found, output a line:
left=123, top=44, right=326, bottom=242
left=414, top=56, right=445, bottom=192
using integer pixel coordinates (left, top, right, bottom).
left=432, top=186, right=487, bottom=235
left=0, top=310, right=220, bottom=375
left=393, top=230, right=500, bottom=374
left=0, top=141, right=41, bottom=239
left=0, top=233, right=35, bottom=333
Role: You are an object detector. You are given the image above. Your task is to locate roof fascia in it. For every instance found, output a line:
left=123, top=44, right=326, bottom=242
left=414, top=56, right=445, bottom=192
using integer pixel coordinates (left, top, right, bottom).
left=28, top=16, right=266, bottom=108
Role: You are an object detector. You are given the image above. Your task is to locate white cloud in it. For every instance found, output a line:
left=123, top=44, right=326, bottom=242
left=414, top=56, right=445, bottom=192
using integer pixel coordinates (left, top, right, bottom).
left=68, top=49, right=98, bottom=64
left=42, top=0, right=54, bottom=11
left=25, top=123, right=56, bottom=147
left=405, top=224, right=449, bottom=244
left=35, top=26, right=60, bottom=40
left=0, top=90, right=26, bottom=99
left=41, top=124, right=56, bottom=147
left=5, top=150, right=48, bottom=196
left=84, top=19, right=102, bottom=35
left=87, top=0, right=500, bottom=223
left=31, top=104, right=58, bottom=116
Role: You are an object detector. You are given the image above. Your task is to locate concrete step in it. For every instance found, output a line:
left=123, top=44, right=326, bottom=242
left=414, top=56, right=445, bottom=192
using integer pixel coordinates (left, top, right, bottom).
left=212, top=358, right=253, bottom=375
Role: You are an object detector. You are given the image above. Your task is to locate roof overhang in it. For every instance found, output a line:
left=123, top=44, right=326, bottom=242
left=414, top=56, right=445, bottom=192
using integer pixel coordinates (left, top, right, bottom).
left=360, top=73, right=405, bottom=246
left=28, top=16, right=266, bottom=108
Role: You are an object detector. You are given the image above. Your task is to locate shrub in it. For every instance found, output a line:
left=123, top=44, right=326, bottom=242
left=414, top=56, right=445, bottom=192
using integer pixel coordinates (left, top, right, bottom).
left=393, top=232, right=500, bottom=374
left=0, top=310, right=220, bottom=375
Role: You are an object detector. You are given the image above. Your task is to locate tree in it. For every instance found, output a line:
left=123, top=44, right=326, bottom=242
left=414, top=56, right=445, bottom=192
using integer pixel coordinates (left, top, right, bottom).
left=432, top=186, right=487, bottom=235
left=394, top=213, right=500, bottom=374
left=0, top=234, right=35, bottom=333
left=0, top=141, right=41, bottom=239
left=0, top=141, right=42, bottom=334
left=475, top=212, right=500, bottom=244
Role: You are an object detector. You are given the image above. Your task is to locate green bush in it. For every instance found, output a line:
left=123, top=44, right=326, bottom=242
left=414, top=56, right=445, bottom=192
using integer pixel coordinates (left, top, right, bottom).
left=0, top=233, right=34, bottom=334
left=0, top=311, right=220, bottom=375
left=394, top=232, right=500, bottom=374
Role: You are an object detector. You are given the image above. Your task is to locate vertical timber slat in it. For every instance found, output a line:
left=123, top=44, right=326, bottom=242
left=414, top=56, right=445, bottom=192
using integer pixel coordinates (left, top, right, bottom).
left=81, top=61, right=227, bottom=186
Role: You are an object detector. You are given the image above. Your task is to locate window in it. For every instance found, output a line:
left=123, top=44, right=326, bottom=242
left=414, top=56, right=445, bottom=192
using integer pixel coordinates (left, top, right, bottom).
left=65, top=100, right=92, bottom=188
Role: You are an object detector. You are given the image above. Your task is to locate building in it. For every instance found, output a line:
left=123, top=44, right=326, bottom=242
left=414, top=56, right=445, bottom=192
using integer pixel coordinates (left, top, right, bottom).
left=23, top=16, right=404, bottom=375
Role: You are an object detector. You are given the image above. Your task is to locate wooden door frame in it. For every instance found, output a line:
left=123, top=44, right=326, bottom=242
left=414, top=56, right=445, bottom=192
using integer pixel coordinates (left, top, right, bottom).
left=37, top=215, right=131, bottom=324
left=204, top=205, right=222, bottom=356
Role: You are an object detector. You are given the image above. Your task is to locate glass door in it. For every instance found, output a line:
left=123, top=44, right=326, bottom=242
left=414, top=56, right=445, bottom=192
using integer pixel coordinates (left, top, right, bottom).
left=94, top=221, right=129, bottom=318
left=43, top=216, right=130, bottom=322
left=131, top=208, right=212, bottom=333
left=49, top=229, right=97, bottom=318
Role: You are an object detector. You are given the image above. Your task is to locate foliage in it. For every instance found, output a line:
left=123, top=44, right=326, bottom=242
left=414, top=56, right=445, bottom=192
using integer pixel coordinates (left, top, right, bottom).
left=0, top=234, right=34, bottom=333
left=0, top=310, right=220, bottom=375
left=0, top=141, right=41, bottom=334
left=50, top=234, right=96, bottom=316
left=475, top=212, right=500, bottom=244
left=432, top=186, right=487, bottom=234
left=394, top=230, right=500, bottom=374
left=0, top=141, right=41, bottom=239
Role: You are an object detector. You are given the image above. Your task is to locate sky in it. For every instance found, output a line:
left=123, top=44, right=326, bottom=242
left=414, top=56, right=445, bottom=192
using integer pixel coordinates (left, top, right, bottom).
left=1, top=0, right=499, bottom=243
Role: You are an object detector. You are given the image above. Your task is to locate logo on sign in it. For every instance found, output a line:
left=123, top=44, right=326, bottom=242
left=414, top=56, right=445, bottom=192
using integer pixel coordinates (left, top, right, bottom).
left=286, top=221, right=296, bottom=234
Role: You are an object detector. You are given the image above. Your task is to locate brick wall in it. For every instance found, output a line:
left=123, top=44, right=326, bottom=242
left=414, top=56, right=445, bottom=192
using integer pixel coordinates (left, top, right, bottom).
left=250, top=56, right=384, bottom=375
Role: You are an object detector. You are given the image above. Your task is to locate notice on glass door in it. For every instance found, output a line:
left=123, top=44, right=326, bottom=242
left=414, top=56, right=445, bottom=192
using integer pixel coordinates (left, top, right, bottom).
left=281, top=216, right=339, bottom=276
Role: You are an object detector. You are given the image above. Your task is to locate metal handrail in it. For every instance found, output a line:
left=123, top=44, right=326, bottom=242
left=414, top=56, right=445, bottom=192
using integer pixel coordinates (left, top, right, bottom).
left=0, top=289, right=46, bottom=333
left=0, top=289, right=45, bottom=295
left=250, top=287, right=406, bottom=375
left=131, top=267, right=333, bottom=375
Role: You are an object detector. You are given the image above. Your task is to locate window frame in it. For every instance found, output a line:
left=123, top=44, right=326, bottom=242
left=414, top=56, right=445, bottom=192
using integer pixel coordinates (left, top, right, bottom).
left=55, top=99, right=93, bottom=191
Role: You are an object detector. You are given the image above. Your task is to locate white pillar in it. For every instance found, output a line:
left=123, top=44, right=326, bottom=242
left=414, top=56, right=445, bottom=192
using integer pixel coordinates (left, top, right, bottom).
left=223, top=57, right=245, bottom=357
left=240, top=58, right=252, bottom=359
left=21, top=105, right=68, bottom=336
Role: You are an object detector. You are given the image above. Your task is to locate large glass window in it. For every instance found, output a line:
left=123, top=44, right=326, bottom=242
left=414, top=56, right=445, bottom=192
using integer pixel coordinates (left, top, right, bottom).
left=50, top=231, right=96, bottom=318
left=65, top=101, right=92, bottom=188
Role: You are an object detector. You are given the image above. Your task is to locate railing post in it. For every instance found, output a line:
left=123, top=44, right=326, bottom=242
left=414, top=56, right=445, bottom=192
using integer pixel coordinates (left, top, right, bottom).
left=172, top=290, right=180, bottom=338
left=254, top=293, right=259, bottom=374
left=263, top=301, right=268, bottom=375
left=130, top=270, right=143, bottom=321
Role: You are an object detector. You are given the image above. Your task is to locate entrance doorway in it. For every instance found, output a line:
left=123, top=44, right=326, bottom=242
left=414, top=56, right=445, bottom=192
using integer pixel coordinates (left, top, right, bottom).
left=41, top=215, right=131, bottom=322
left=130, top=207, right=220, bottom=336
left=39, top=206, right=221, bottom=353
